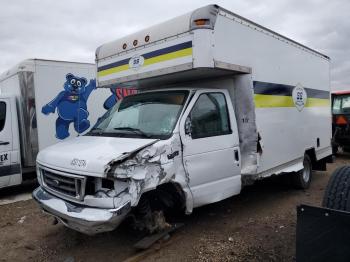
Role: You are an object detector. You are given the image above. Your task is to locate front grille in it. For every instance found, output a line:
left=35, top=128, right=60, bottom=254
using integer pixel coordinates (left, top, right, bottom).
left=41, top=168, right=86, bottom=201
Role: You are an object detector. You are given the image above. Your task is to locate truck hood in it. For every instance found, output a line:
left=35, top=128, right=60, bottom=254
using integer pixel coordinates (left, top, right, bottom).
left=37, top=136, right=158, bottom=177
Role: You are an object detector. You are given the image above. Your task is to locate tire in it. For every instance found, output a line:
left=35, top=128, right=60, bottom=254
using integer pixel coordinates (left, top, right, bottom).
left=293, top=155, right=312, bottom=189
left=322, top=165, right=350, bottom=211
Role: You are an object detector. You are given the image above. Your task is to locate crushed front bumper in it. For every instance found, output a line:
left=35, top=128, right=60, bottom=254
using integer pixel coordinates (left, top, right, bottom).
left=32, top=187, right=131, bottom=235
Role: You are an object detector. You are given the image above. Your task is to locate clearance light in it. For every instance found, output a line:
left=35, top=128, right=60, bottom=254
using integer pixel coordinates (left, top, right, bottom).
left=194, top=18, right=210, bottom=26
left=133, top=40, right=138, bottom=46
left=145, top=35, right=150, bottom=42
left=336, top=115, right=348, bottom=125
left=122, top=43, right=127, bottom=50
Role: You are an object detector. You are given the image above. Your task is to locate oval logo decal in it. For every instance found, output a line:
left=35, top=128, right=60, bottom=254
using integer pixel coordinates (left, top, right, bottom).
left=292, top=84, right=308, bottom=111
left=129, top=55, right=144, bottom=70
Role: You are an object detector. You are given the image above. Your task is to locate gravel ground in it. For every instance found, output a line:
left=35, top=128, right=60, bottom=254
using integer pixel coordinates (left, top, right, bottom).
left=0, top=154, right=348, bottom=262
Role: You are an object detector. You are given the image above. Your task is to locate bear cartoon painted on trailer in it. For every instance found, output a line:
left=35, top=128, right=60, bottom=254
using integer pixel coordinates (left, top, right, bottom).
left=41, top=73, right=96, bottom=140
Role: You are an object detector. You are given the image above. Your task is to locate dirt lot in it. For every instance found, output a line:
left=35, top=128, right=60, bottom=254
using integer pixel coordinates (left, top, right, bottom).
left=0, top=154, right=349, bottom=262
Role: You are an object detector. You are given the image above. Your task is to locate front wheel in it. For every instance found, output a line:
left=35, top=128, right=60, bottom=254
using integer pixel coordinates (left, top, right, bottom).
left=293, top=155, right=312, bottom=189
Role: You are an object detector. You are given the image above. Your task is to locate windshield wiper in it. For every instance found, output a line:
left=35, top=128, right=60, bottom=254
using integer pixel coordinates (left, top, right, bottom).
left=85, top=127, right=107, bottom=136
left=113, top=127, right=152, bottom=138
left=87, top=127, right=103, bottom=134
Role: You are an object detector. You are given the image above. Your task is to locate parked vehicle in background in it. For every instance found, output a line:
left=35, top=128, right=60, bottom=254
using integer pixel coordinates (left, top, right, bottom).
left=331, top=90, right=350, bottom=154
left=0, top=59, right=113, bottom=189
left=34, top=5, right=332, bottom=235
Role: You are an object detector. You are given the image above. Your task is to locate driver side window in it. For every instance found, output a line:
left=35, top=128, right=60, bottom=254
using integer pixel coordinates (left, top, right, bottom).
left=0, top=102, right=6, bottom=132
left=189, top=93, right=231, bottom=139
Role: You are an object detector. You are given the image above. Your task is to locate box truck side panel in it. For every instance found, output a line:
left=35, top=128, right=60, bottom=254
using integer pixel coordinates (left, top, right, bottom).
left=0, top=72, right=35, bottom=168
left=212, top=12, right=331, bottom=175
left=0, top=96, right=21, bottom=187
left=34, top=62, right=110, bottom=151
left=212, top=12, right=329, bottom=90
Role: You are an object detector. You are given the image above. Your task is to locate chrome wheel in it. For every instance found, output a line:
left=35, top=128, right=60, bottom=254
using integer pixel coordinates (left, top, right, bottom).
left=302, top=158, right=311, bottom=183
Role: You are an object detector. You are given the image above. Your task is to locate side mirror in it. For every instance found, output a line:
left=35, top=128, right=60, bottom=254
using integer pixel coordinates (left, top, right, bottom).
left=185, top=116, right=192, bottom=136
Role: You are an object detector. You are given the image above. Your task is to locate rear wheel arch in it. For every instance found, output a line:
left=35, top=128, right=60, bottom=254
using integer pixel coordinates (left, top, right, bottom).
left=305, top=148, right=317, bottom=167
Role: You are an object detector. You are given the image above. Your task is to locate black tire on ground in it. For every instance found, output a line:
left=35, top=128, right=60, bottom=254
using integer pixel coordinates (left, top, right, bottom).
left=293, top=155, right=312, bottom=189
left=322, top=165, right=350, bottom=211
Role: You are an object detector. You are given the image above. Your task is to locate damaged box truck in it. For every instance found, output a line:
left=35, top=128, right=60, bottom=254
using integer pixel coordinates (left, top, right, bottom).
left=33, top=5, right=332, bottom=235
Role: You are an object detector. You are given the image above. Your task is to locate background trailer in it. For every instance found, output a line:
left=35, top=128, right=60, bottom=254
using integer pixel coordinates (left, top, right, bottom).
left=0, top=59, right=131, bottom=188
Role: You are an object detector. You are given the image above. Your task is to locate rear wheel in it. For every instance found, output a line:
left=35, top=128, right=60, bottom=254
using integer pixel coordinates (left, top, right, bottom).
left=293, top=155, right=312, bottom=189
left=322, top=165, right=350, bottom=211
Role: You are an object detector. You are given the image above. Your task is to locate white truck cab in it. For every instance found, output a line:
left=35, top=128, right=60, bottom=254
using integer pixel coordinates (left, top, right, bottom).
left=33, top=5, right=332, bottom=235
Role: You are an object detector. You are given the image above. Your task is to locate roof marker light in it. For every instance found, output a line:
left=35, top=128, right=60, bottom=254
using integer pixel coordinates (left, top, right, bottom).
left=194, top=18, right=210, bottom=26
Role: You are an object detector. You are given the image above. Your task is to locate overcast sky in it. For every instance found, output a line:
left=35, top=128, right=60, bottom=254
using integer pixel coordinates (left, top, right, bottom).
left=1, top=0, right=349, bottom=90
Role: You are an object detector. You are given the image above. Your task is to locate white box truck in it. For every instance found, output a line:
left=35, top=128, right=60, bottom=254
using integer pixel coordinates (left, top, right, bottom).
left=0, top=59, right=117, bottom=189
left=33, top=5, right=332, bottom=235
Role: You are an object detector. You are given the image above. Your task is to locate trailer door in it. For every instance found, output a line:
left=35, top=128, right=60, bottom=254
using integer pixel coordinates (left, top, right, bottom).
left=180, top=89, right=241, bottom=207
left=0, top=97, right=20, bottom=188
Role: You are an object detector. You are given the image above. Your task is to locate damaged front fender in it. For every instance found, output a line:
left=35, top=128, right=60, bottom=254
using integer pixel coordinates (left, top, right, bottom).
left=104, top=135, right=193, bottom=211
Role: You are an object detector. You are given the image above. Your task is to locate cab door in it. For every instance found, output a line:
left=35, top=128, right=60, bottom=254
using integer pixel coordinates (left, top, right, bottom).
left=179, top=89, right=241, bottom=208
left=0, top=97, right=20, bottom=188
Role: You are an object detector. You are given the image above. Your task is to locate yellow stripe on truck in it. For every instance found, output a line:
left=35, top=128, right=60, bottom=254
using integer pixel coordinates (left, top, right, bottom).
left=98, top=47, right=193, bottom=78
left=305, top=98, right=330, bottom=107
left=143, top=47, right=192, bottom=66
left=254, top=94, right=329, bottom=108
left=254, top=94, right=294, bottom=108
left=98, top=64, right=130, bottom=77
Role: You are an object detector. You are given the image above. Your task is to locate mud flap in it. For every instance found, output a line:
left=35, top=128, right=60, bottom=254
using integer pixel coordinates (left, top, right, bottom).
left=296, top=204, right=350, bottom=262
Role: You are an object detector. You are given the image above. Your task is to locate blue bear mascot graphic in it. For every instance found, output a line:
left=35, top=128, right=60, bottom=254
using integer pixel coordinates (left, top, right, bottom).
left=42, top=73, right=96, bottom=140
left=103, top=88, right=118, bottom=110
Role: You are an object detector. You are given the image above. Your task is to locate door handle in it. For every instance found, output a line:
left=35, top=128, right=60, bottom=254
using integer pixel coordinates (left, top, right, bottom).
left=234, top=149, right=239, bottom=162
left=0, top=141, right=9, bottom=146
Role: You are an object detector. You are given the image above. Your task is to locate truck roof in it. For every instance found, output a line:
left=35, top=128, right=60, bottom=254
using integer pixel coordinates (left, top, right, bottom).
left=0, top=59, right=94, bottom=82
left=96, top=4, right=329, bottom=61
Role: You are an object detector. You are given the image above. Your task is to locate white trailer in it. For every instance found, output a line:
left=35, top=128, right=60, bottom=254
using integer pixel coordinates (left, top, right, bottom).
left=0, top=59, right=114, bottom=189
left=33, top=5, right=332, bottom=235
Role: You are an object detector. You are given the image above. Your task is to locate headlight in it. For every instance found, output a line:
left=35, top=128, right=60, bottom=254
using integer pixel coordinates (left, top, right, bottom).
left=36, top=166, right=43, bottom=185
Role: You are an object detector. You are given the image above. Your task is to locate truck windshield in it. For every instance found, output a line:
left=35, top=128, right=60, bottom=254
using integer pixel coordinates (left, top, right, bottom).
left=333, top=95, right=350, bottom=114
left=88, top=90, right=189, bottom=139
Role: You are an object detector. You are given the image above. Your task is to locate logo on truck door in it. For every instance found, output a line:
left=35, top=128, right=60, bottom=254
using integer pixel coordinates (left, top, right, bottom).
left=292, top=84, right=308, bottom=111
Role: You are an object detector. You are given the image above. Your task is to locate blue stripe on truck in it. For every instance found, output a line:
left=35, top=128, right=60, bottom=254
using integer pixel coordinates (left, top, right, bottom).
left=97, top=41, right=193, bottom=72
left=253, top=81, right=330, bottom=99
